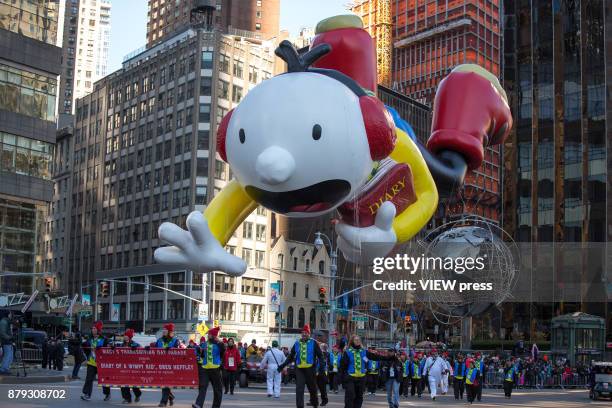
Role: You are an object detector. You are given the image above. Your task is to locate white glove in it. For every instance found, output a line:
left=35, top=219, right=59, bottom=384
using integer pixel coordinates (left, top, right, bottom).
left=154, top=211, right=247, bottom=276
left=335, top=201, right=397, bottom=265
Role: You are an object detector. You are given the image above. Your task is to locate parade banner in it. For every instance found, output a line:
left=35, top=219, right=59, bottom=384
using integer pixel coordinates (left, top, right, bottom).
left=97, top=347, right=199, bottom=388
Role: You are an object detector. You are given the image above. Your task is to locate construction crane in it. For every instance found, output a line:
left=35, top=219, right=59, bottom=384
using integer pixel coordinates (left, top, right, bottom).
left=375, top=0, right=392, bottom=86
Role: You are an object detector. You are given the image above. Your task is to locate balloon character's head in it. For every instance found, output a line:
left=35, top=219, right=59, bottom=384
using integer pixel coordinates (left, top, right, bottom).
left=217, top=41, right=396, bottom=217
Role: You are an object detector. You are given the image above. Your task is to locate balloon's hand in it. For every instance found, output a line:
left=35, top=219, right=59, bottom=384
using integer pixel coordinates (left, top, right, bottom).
left=154, top=211, right=247, bottom=276
left=335, top=201, right=397, bottom=265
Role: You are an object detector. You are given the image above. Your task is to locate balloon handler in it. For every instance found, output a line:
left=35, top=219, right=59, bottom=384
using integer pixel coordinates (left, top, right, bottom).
left=154, top=14, right=513, bottom=275
left=193, top=327, right=225, bottom=408
left=120, top=329, right=142, bottom=404
left=277, top=325, right=323, bottom=408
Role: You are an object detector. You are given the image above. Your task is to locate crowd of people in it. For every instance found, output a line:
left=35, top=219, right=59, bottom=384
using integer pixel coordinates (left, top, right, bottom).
left=72, top=321, right=553, bottom=408
left=0, top=311, right=603, bottom=408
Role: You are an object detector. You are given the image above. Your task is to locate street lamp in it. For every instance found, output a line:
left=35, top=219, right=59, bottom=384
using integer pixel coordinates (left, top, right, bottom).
left=314, top=231, right=337, bottom=347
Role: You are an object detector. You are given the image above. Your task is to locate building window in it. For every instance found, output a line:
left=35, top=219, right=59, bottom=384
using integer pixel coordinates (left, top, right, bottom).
left=309, top=309, right=316, bottom=329
left=149, top=274, right=164, bottom=293
left=214, top=273, right=236, bottom=293
left=130, top=276, right=144, bottom=295
left=200, top=77, right=212, bottom=95
left=0, top=64, right=57, bottom=121
left=286, top=306, right=294, bottom=328
left=232, top=60, right=243, bottom=78
left=214, top=159, right=225, bottom=179
left=148, top=300, right=163, bottom=320
left=242, top=278, right=265, bottom=296
left=129, top=302, right=144, bottom=320
left=218, top=80, right=229, bottom=99
left=214, top=300, right=235, bottom=321
left=305, top=284, right=309, bottom=299
left=199, top=103, right=210, bottom=122
left=293, top=257, right=298, bottom=270
left=305, top=259, right=310, bottom=272
left=318, top=260, right=325, bottom=274
left=231, top=85, right=243, bottom=103
left=241, top=248, right=252, bottom=266
left=219, top=54, right=229, bottom=73
left=298, top=307, right=305, bottom=327
left=168, top=272, right=185, bottom=292
left=255, top=250, right=264, bottom=267
left=201, top=51, right=213, bottom=69
left=167, top=299, right=184, bottom=319
left=255, top=23, right=261, bottom=30
left=241, top=303, right=264, bottom=323
left=0, top=133, right=53, bottom=179
left=255, top=224, right=266, bottom=241
left=277, top=254, right=284, bottom=269
left=248, top=65, right=258, bottom=83
left=292, top=282, right=297, bottom=297
left=242, top=222, right=253, bottom=239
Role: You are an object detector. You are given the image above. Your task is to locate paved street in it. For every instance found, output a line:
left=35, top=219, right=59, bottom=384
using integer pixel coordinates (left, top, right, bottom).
left=0, top=379, right=609, bottom=408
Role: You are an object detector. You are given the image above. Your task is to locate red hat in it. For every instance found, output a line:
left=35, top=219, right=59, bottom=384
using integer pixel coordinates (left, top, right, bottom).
left=223, top=338, right=228, bottom=343
left=93, top=321, right=103, bottom=332
left=302, top=324, right=311, bottom=334
left=431, top=348, right=438, bottom=353
left=200, top=336, right=206, bottom=343
left=164, top=323, right=175, bottom=332
left=124, top=329, right=135, bottom=339
left=208, top=327, right=220, bottom=337
left=475, top=352, right=481, bottom=358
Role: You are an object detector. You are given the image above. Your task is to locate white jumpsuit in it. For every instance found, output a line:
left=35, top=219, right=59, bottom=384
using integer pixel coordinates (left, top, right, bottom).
left=424, top=356, right=446, bottom=399
left=440, top=358, right=451, bottom=394
left=260, top=347, right=286, bottom=398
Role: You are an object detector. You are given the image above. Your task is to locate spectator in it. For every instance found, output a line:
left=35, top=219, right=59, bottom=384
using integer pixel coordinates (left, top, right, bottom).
left=246, top=339, right=258, bottom=358
left=68, top=332, right=85, bottom=379
left=222, top=338, right=241, bottom=395
left=0, top=311, right=13, bottom=375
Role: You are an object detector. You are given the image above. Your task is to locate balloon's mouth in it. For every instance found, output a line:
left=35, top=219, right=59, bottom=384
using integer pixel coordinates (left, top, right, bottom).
left=245, top=180, right=351, bottom=214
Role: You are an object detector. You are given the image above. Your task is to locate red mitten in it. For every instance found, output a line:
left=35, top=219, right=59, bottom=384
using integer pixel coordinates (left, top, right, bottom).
left=310, top=15, right=377, bottom=92
left=427, top=65, right=512, bottom=170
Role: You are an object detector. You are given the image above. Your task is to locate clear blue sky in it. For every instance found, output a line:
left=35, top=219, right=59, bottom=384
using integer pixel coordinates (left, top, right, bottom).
left=107, top=0, right=351, bottom=72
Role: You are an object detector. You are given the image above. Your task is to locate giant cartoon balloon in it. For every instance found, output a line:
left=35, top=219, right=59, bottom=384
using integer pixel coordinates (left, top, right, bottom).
left=154, top=15, right=512, bottom=276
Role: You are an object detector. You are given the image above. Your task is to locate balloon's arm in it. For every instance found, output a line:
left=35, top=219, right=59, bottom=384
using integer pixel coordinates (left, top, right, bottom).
left=203, top=180, right=257, bottom=246
left=388, top=128, right=439, bottom=243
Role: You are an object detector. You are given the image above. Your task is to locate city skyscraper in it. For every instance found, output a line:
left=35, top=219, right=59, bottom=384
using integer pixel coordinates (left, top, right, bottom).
left=46, top=0, right=279, bottom=333
left=146, top=0, right=280, bottom=48
left=0, top=0, right=62, bottom=294
left=501, top=0, right=610, bottom=337
left=57, top=0, right=111, bottom=114
left=351, top=0, right=503, bottom=222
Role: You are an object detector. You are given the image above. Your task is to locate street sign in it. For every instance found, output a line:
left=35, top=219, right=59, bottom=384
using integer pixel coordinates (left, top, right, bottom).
left=66, top=294, right=79, bottom=316
left=197, top=303, right=209, bottom=321
left=351, top=316, right=368, bottom=322
left=315, top=304, right=331, bottom=310
left=21, top=290, right=39, bottom=313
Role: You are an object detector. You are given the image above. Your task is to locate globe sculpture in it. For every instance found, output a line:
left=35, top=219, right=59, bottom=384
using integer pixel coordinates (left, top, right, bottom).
left=418, top=216, right=519, bottom=323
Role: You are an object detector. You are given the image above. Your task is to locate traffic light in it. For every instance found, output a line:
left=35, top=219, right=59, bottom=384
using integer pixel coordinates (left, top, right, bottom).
left=44, top=277, right=52, bottom=292
left=100, top=281, right=109, bottom=298
left=318, top=287, right=327, bottom=304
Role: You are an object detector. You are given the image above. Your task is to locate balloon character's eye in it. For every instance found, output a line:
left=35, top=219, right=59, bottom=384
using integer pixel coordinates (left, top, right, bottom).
left=239, top=129, right=246, bottom=144
left=312, top=124, right=322, bottom=141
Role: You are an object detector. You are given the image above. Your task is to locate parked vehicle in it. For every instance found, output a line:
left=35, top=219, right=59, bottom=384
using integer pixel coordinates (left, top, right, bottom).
left=589, top=361, right=612, bottom=400
left=239, top=354, right=265, bottom=387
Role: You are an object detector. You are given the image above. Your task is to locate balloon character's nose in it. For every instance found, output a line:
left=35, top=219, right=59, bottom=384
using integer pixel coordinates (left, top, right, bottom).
left=255, top=146, right=296, bottom=185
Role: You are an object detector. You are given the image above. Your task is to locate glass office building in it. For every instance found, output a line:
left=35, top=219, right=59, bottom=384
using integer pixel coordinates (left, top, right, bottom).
left=0, top=0, right=61, bottom=294
left=501, top=0, right=609, bottom=343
